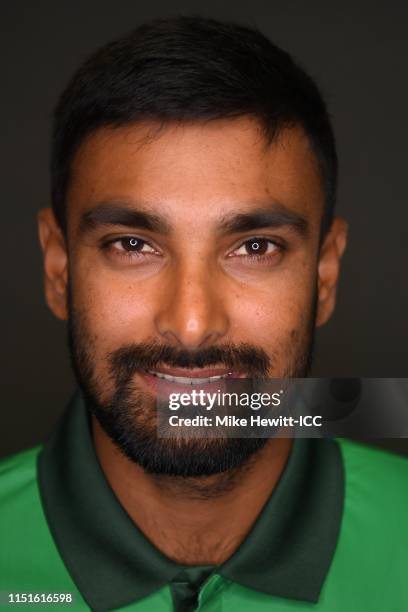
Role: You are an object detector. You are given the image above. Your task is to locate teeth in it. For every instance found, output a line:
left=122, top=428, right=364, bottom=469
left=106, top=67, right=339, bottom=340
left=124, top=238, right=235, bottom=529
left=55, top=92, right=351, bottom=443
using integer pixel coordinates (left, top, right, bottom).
left=148, top=371, right=230, bottom=384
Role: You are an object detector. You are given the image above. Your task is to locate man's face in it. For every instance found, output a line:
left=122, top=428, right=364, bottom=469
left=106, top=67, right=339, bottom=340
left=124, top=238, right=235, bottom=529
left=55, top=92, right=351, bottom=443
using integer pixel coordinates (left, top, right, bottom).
left=39, top=117, right=347, bottom=476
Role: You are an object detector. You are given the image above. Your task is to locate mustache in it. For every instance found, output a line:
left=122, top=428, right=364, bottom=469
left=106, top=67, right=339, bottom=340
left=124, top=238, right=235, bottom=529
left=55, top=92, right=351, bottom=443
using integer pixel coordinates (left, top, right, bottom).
left=108, top=341, right=271, bottom=384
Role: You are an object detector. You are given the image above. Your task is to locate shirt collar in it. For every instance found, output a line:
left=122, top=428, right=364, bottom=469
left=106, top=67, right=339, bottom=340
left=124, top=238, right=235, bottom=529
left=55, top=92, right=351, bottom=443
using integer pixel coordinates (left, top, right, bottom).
left=38, top=391, right=344, bottom=611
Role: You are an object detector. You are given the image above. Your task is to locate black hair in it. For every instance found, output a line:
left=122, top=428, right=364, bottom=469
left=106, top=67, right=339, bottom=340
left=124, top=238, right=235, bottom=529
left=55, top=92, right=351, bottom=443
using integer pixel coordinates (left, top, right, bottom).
left=51, top=16, right=337, bottom=234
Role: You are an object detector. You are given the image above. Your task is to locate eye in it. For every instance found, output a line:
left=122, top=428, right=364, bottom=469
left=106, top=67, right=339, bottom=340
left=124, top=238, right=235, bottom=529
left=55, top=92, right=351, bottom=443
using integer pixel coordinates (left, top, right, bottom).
left=111, top=237, right=156, bottom=254
left=100, top=235, right=160, bottom=263
left=231, top=237, right=280, bottom=257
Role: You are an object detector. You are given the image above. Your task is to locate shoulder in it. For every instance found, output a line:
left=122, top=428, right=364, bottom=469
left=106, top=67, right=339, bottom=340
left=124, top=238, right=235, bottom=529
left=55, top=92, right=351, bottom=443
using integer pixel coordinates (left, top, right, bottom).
left=319, top=441, right=408, bottom=608
left=337, top=438, right=408, bottom=500
left=0, top=446, right=42, bottom=540
left=0, top=446, right=41, bottom=499
left=0, top=447, right=44, bottom=585
left=0, top=446, right=82, bottom=595
left=335, top=438, right=408, bottom=556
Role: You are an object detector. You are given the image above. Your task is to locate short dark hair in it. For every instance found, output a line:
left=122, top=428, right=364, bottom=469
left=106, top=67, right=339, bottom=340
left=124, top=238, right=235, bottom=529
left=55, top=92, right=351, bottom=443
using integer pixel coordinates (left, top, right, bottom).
left=51, top=16, right=337, bottom=234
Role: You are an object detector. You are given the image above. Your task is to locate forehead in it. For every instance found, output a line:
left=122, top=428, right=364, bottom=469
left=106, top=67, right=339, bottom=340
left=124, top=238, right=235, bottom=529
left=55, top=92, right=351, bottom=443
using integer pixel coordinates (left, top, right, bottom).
left=66, top=117, right=324, bottom=232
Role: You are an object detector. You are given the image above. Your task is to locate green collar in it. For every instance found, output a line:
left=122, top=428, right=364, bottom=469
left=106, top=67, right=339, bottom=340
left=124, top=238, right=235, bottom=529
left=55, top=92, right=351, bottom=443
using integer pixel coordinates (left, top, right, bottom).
left=38, top=392, right=344, bottom=611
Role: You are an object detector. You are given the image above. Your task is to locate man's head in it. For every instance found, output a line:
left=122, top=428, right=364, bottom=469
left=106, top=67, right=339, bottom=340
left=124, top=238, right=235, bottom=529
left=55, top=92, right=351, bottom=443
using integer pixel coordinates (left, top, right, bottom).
left=38, top=17, right=347, bottom=477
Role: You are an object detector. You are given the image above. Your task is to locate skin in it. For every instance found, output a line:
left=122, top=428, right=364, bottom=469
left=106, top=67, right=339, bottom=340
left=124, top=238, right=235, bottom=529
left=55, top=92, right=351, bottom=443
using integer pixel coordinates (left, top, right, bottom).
left=38, top=117, right=347, bottom=564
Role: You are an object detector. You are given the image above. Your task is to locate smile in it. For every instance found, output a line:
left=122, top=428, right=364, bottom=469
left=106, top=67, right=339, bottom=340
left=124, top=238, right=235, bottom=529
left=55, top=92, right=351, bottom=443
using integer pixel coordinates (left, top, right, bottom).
left=147, top=370, right=232, bottom=385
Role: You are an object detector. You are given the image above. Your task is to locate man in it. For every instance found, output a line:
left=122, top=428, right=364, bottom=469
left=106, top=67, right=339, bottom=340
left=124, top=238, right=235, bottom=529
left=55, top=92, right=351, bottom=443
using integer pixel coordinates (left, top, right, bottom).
left=1, top=16, right=407, bottom=612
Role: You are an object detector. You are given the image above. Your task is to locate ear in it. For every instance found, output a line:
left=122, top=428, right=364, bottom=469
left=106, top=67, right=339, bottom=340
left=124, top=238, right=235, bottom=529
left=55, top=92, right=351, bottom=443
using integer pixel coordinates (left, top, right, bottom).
left=316, top=217, right=348, bottom=327
left=37, top=207, right=68, bottom=321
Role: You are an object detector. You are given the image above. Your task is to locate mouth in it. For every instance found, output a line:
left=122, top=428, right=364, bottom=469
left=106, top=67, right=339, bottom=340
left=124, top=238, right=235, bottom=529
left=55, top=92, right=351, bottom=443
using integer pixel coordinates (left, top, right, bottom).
left=138, top=367, right=247, bottom=395
left=146, top=368, right=239, bottom=385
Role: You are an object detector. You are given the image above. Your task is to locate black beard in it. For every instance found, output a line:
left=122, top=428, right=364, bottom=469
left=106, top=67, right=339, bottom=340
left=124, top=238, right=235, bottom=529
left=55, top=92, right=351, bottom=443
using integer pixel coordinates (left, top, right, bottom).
left=67, top=288, right=316, bottom=480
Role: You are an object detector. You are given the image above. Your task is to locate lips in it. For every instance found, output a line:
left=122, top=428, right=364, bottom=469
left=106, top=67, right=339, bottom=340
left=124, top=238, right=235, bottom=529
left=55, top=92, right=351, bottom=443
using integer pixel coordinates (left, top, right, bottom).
left=149, top=370, right=229, bottom=385
left=138, top=367, right=247, bottom=396
left=148, top=365, right=247, bottom=382
left=148, top=366, right=245, bottom=377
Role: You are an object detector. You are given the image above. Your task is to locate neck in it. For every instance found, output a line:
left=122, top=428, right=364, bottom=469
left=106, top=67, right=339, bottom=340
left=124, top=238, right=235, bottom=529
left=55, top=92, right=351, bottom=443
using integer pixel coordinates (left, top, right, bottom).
left=92, top=417, right=292, bottom=566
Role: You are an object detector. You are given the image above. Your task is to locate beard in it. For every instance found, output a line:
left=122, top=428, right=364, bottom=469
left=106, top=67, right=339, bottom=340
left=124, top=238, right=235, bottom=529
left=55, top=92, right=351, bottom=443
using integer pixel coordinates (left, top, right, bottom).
left=67, top=287, right=316, bottom=480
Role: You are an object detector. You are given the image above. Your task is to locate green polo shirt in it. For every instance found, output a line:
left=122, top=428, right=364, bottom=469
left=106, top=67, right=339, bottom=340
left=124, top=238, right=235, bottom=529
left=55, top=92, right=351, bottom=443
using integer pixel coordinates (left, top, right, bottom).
left=1, top=392, right=407, bottom=611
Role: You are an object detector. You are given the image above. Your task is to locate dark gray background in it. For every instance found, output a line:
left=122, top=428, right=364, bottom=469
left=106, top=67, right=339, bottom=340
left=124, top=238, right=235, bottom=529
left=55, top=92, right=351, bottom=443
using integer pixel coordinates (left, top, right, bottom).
left=1, top=1, right=407, bottom=458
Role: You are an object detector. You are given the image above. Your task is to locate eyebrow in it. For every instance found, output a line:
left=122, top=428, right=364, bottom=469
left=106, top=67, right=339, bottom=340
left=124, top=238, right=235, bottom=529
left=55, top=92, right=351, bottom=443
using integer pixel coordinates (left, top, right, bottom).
left=78, top=201, right=309, bottom=239
left=218, top=206, right=309, bottom=238
left=78, top=202, right=171, bottom=235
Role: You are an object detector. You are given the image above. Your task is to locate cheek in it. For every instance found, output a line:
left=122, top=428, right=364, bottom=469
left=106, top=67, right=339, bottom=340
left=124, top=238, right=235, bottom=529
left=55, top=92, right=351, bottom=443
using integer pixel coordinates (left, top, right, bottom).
left=227, top=272, right=315, bottom=350
left=71, top=267, right=156, bottom=356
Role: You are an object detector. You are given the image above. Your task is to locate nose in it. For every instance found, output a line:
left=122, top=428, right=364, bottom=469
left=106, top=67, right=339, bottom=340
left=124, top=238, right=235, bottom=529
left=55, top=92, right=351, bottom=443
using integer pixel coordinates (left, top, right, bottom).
left=154, top=262, right=230, bottom=349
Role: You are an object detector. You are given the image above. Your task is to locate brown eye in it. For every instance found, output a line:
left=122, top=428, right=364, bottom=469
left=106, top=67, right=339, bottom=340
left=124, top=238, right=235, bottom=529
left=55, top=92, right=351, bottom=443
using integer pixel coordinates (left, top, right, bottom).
left=121, top=237, right=145, bottom=251
left=233, top=238, right=279, bottom=257
left=110, top=237, right=156, bottom=254
left=244, top=238, right=269, bottom=255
